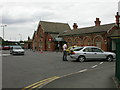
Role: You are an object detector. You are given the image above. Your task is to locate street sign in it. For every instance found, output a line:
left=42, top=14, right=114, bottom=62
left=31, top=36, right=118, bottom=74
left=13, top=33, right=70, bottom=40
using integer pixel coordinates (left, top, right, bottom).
left=48, top=38, right=52, bottom=42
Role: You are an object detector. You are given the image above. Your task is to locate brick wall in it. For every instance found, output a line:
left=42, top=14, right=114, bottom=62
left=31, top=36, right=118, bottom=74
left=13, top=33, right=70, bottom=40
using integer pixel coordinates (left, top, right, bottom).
left=63, top=33, right=108, bottom=51
left=45, top=33, right=55, bottom=51
left=32, top=24, right=56, bottom=51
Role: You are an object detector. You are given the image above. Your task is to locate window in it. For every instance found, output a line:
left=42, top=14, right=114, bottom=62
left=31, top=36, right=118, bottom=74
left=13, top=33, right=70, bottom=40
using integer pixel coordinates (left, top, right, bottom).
left=39, top=41, right=43, bottom=49
left=74, top=47, right=83, bottom=51
left=88, top=40, right=91, bottom=45
left=83, top=48, right=92, bottom=52
left=96, top=40, right=101, bottom=48
left=92, top=48, right=103, bottom=52
left=47, top=42, right=51, bottom=48
left=40, top=34, right=43, bottom=38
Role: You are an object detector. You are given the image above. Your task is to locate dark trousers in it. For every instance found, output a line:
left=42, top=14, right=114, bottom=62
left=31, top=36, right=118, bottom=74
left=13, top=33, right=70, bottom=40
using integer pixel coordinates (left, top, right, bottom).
left=63, top=51, right=68, bottom=61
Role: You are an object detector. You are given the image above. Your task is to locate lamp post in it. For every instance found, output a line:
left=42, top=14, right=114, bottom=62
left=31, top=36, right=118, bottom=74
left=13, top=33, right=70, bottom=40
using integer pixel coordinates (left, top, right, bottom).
left=1, top=24, right=7, bottom=40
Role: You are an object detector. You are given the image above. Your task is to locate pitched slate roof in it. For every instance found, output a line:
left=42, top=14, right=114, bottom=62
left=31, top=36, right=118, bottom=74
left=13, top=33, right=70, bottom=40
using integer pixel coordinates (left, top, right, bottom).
left=32, top=31, right=37, bottom=40
left=39, top=21, right=71, bottom=34
left=61, top=23, right=115, bottom=36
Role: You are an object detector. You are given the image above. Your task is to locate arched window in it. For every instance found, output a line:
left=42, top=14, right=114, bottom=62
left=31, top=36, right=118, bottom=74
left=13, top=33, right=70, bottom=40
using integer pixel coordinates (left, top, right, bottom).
left=39, top=39, right=43, bottom=49
left=83, top=36, right=92, bottom=46
left=96, top=40, right=101, bottom=48
left=93, top=36, right=103, bottom=48
left=74, top=38, right=81, bottom=46
left=67, top=39, right=72, bottom=47
left=47, top=41, right=51, bottom=49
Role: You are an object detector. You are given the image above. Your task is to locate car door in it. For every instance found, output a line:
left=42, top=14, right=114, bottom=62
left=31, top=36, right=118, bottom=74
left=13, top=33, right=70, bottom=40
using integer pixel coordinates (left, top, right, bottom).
left=91, top=48, right=105, bottom=59
left=83, top=48, right=94, bottom=59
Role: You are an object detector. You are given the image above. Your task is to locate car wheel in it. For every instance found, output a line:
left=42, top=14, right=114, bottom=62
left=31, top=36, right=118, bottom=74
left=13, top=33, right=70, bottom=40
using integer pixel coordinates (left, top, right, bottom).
left=106, top=55, right=113, bottom=62
left=77, top=56, right=85, bottom=62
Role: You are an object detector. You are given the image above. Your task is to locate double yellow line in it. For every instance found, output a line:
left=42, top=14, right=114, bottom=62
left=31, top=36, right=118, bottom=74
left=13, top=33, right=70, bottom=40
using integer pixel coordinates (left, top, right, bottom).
left=22, top=76, right=60, bottom=90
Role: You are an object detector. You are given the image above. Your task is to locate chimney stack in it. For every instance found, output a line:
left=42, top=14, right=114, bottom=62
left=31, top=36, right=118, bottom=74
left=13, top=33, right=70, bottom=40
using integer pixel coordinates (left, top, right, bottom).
left=115, top=12, right=120, bottom=28
left=28, top=36, right=30, bottom=40
left=73, top=23, right=78, bottom=30
left=94, top=18, right=101, bottom=26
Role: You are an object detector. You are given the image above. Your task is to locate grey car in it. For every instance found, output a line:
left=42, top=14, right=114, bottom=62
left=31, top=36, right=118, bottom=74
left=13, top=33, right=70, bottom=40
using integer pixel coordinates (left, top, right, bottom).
left=10, top=46, right=25, bottom=55
left=70, top=46, right=116, bottom=62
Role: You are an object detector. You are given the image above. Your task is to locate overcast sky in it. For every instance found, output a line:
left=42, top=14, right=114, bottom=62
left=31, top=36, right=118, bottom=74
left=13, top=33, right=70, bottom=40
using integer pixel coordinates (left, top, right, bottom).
left=0, top=0, right=120, bottom=41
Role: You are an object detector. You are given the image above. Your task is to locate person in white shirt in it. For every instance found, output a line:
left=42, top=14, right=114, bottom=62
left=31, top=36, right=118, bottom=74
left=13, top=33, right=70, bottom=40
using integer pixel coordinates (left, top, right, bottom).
left=62, top=43, right=68, bottom=61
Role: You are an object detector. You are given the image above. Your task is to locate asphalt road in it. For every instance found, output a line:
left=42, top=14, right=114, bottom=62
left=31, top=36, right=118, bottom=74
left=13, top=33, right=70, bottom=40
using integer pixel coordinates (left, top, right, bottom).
left=2, top=50, right=116, bottom=88
left=43, top=62, right=116, bottom=88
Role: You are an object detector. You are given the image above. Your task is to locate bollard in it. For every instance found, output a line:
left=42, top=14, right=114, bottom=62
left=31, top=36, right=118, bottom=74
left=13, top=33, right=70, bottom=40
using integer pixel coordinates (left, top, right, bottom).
left=40, top=49, right=43, bottom=53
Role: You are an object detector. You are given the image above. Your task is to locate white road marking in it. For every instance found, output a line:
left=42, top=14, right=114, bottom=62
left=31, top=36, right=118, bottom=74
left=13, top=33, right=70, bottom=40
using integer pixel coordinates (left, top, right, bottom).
left=91, top=65, right=98, bottom=68
left=78, top=69, right=87, bottom=73
left=0, top=54, right=10, bottom=56
left=99, top=62, right=103, bottom=65
left=61, top=69, right=88, bottom=78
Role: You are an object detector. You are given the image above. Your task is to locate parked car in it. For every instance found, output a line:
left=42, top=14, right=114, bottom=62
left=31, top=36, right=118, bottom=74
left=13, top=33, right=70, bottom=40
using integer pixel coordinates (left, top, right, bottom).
left=10, top=46, right=25, bottom=55
left=2, top=46, right=10, bottom=50
left=69, top=46, right=116, bottom=62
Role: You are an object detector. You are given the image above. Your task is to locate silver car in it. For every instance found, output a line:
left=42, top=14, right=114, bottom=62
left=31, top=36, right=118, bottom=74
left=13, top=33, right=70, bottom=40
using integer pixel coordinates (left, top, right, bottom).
left=70, top=46, right=116, bottom=62
left=10, top=46, right=25, bottom=55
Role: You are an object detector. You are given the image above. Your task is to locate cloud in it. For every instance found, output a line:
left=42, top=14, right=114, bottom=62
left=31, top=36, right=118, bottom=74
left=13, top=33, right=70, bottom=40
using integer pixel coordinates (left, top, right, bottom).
left=4, top=23, right=36, bottom=41
left=1, top=0, right=119, bottom=40
left=3, top=0, right=120, bottom=3
left=119, top=1, right=120, bottom=13
left=2, top=5, right=34, bottom=24
left=2, top=2, right=64, bottom=25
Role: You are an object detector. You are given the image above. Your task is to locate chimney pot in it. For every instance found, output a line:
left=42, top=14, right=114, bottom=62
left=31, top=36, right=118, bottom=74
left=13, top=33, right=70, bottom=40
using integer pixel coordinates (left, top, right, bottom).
left=73, top=23, right=78, bottom=30
left=95, top=18, right=101, bottom=26
left=115, top=12, right=120, bottom=28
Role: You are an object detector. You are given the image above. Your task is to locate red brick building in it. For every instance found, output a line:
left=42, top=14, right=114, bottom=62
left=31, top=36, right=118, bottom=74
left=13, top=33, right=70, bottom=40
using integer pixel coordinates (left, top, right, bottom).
left=32, top=16, right=119, bottom=52
left=61, top=18, right=118, bottom=52
left=32, top=21, right=71, bottom=51
left=32, top=31, right=37, bottom=51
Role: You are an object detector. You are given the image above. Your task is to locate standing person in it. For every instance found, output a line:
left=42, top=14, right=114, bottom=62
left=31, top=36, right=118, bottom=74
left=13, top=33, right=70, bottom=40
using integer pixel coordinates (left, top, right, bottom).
left=62, top=43, right=68, bottom=61
left=57, top=43, right=60, bottom=52
left=56, top=43, right=59, bottom=52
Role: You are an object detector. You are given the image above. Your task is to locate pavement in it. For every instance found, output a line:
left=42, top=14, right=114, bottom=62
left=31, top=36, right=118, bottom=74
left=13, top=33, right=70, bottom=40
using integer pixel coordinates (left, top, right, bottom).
left=42, top=63, right=118, bottom=88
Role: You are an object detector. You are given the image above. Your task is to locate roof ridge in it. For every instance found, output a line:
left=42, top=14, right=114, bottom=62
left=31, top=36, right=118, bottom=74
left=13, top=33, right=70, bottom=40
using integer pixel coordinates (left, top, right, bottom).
left=62, top=23, right=115, bottom=36
left=72, top=23, right=115, bottom=30
left=40, top=20, right=68, bottom=25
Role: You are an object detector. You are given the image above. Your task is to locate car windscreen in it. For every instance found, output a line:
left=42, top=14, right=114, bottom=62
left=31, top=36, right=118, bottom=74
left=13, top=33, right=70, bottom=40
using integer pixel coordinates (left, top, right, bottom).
left=13, top=46, right=22, bottom=49
left=73, top=47, right=83, bottom=51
